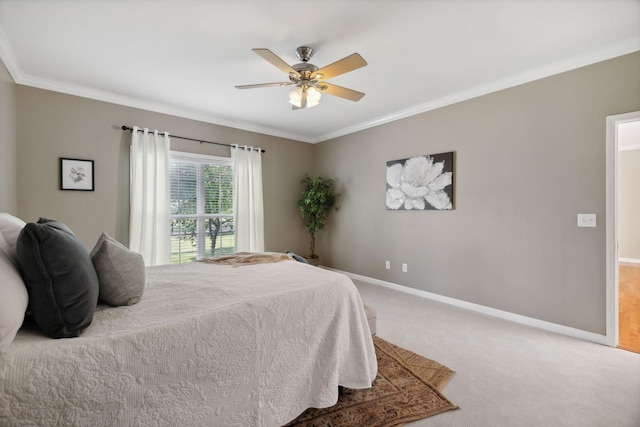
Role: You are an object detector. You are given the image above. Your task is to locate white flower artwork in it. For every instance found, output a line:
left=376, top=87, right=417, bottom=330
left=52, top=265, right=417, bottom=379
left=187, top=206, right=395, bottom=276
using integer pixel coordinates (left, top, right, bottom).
left=386, top=152, right=454, bottom=210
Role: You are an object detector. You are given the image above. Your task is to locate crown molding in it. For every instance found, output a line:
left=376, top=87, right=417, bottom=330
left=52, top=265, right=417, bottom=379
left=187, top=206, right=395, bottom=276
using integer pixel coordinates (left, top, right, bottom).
left=0, top=25, right=21, bottom=82
left=2, top=28, right=638, bottom=145
left=14, top=73, right=312, bottom=143
left=314, top=38, right=640, bottom=143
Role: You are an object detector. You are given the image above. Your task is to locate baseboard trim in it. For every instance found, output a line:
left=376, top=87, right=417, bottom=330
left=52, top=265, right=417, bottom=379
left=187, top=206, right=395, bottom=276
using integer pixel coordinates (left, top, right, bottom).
left=327, top=268, right=608, bottom=346
left=619, top=257, right=640, bottom=265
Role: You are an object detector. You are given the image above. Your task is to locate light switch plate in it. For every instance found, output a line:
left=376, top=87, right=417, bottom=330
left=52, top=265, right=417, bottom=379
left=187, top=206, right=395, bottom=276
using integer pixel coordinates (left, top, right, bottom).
left=577, top=213, right=596, bottom=227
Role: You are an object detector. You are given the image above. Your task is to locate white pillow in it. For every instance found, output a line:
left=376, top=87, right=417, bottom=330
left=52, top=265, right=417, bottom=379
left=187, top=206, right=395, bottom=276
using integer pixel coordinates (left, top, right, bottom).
left=0, top=232, right=29, bottom=353
left=0, top=212, right=26, bottom=261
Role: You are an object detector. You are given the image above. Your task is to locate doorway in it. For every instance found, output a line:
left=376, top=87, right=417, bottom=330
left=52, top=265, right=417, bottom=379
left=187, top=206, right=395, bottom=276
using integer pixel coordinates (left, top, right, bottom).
left=606, top=111, right=640, bottom=351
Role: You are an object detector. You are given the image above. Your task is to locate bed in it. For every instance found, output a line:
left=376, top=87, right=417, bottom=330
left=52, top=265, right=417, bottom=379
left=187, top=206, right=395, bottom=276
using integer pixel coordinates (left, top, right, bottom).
left=0, top=259, right=377, bottom=426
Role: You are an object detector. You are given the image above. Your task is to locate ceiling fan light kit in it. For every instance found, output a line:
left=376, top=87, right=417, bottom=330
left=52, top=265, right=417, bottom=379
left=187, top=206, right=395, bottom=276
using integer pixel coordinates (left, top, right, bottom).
left=235, top=46, right=367, bottom=110
left=289, top=86, right=321, bottom=109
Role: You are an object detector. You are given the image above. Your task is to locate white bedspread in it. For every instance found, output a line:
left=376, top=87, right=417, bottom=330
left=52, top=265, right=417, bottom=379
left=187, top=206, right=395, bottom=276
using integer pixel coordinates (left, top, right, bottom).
left=0, top=260, right=377, bottom=426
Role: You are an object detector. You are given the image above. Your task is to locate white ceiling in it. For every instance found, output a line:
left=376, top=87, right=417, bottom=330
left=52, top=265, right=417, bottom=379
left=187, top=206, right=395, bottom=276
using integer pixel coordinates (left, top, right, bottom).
left=1, top=0, right=639, bottom=143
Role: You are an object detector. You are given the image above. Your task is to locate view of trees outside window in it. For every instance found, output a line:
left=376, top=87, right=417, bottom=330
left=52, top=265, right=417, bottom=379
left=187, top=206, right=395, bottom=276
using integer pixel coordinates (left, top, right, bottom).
left=169, top=154, right=234, bottom=263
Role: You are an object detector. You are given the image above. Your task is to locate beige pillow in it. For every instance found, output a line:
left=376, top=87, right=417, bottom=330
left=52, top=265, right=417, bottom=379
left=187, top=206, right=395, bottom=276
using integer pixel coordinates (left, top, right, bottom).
left=91, top=232, right=145, bottom=306
left=0, top=232, right=28, bottom=353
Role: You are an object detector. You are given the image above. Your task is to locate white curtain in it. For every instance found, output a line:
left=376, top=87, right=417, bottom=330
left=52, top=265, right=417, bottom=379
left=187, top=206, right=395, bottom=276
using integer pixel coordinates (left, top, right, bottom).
left=129, top=126, right=171, bottom=266
left=232, top=145, right=264, bottom=252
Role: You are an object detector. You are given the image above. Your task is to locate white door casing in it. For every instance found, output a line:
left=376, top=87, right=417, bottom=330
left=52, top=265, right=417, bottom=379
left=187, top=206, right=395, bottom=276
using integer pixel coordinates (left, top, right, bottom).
left=605, top=110, right=640, bottom=347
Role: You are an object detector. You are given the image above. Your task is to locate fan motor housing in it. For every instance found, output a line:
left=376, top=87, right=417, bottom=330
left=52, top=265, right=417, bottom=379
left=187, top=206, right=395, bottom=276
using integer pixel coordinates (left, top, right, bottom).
left=292, top=62, right=319, bottom=73
left=290, top=62, right=320, bottom=84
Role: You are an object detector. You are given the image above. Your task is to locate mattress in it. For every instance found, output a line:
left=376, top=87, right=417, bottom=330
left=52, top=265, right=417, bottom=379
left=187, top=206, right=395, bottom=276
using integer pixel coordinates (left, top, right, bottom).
left=0, top=260, right=377, bottom=426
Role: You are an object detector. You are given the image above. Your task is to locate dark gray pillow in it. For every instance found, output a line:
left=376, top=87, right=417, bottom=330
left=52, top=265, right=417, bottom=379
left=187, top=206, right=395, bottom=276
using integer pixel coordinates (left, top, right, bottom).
left=285, top=250, right=309, bottom=264
left=91, top=232, right=145, bottom=306
left=16, top=218, right=99, bottom=338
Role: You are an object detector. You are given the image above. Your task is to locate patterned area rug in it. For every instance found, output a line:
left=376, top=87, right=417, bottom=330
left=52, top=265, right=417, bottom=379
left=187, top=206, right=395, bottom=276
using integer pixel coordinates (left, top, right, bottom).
left=285, top=336, right=458, bottom=427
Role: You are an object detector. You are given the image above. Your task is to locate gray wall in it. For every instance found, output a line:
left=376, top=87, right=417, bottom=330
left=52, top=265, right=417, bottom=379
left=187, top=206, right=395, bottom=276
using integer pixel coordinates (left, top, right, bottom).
left=314, top=52, right=640, bottom=335
left=0, top=57, right=17, bottom=214
left=15, top=86, right=315, bottom=254
left=619, top=148, right=640, bottom=260
left=7, top=52, right=640, bottom=336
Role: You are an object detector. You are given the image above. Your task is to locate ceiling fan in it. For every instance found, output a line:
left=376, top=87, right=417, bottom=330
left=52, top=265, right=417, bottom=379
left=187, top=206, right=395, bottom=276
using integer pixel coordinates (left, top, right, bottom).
left=235, top=46, right=367, bottom=110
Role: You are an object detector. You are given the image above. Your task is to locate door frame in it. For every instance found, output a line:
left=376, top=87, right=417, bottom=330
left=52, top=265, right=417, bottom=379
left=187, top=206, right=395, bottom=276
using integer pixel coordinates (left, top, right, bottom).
left=605, top=110, right=640, bottom=347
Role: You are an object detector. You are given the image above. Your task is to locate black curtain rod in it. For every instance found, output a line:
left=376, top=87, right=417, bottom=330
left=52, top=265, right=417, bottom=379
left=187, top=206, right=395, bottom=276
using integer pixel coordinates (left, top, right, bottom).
left=121, top=126, right=265, bottom=154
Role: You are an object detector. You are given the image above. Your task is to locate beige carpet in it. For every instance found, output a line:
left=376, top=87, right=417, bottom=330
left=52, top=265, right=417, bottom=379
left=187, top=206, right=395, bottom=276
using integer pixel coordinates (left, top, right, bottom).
left=285, top=336, right=458, bottom=427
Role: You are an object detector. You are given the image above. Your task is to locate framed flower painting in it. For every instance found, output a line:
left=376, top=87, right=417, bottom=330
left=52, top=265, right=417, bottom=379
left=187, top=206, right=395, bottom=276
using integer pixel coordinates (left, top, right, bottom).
left=386, top=151, right=454, bottom=210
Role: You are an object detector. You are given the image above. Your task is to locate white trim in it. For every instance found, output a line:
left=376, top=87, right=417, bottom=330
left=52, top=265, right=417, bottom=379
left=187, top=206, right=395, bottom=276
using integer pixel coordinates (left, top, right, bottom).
left=317, top=40, right=640, bottom=143
left=619, top=257, right=640, bottom=265
left=18, top=73, right=313, bottom=143
left=605, top=115, right=619, bottom=347
left=1, top=25, right=638, bottom=144
left=170, top=150, right=230, bottom=163
left=0, top=26, right=20, bottom=82
left=326, top=267, right=608, bottom=346
left=606, top=111, right=640, bottom=348
left=619, top=144, right=640, bottom=152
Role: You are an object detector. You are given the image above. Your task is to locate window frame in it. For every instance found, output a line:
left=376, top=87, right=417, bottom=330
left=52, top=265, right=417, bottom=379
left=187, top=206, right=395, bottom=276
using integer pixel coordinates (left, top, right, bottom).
left=169, top=150, right=234, bottom=263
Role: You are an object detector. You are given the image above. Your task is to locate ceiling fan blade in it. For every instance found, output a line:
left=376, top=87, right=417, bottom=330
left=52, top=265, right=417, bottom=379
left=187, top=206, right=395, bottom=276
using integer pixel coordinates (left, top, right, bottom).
left=318, top=83, right=365, bottom=102
left=252, top=48, right=298, bottom=75
left=313, top=53, right=367, bottom=80
left=235, top=82, right=293, bottom=89
left=301, top=90, right=308, bottom=109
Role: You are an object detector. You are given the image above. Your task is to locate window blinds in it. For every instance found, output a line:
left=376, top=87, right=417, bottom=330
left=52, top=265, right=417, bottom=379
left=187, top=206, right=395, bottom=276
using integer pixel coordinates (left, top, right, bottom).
left=169, top=152, right=234, bottom=263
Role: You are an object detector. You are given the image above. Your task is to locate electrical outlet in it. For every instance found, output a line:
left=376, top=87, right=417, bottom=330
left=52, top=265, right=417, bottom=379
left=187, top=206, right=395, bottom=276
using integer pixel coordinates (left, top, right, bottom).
left=385, top=260, right=391, bottom=270
left=402, top=263, right=407, bottom=273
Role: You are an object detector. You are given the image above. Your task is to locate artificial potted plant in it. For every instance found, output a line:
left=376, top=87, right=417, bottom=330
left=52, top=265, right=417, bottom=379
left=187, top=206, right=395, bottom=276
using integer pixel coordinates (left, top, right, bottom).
left=297, top=174, right=339, bottom=266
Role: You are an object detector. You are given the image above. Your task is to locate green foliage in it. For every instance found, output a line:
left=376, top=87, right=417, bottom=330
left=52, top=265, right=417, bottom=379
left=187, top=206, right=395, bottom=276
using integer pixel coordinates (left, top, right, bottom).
left=297, top=174, right=339, bottom=258
left=170, top=162, right=233, bottom=215
left=170, top=161, right=234, bottom=261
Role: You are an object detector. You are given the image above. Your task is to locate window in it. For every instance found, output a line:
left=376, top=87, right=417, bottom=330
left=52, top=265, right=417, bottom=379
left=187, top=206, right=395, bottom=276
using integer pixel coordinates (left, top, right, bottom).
left=169, top=151, right=234, bottom=264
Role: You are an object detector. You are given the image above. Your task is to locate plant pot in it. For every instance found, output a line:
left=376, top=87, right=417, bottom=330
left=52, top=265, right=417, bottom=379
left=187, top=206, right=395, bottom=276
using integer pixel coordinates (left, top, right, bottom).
left=305, top=256, right=320, bottom=266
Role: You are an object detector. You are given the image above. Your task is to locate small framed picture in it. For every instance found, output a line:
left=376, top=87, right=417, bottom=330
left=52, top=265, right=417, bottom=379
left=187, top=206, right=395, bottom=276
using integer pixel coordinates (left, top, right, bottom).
left=60, top=158, right=94, bottom=191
